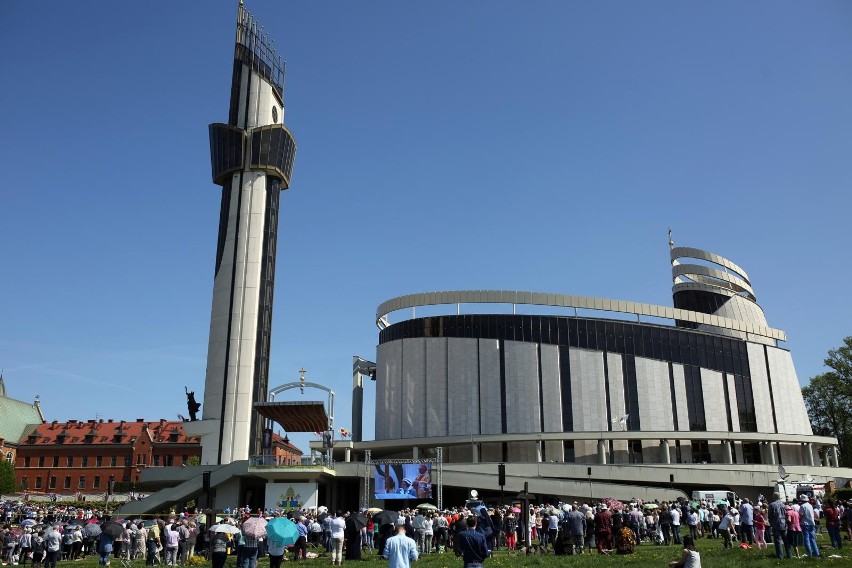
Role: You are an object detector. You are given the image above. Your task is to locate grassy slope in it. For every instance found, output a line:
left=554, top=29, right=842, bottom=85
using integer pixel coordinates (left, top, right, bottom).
left=54, top=534, right=852, bottom=568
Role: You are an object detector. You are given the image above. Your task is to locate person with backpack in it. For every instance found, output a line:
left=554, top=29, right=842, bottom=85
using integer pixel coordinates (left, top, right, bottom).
left=30, top=531, right=45, bottom=568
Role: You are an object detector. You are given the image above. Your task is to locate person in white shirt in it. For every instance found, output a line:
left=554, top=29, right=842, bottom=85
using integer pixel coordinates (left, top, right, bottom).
left=669, top=536, right=701, bottom=568
left=670, top=507, right=682, bottom=545
left=329, top=512, right=346, bottom=566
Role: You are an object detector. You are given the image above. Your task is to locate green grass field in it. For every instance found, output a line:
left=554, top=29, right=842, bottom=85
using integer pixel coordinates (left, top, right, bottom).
left=26, top=535, right=852, bottom=568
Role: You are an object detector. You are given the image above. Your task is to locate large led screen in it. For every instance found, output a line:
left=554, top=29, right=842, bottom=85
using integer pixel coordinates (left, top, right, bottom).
left=374, top=463, right=433, bottom=500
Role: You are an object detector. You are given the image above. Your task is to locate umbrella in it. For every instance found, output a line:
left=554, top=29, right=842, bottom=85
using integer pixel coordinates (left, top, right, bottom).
left=416, top=504, right=438, bottom=511
left=210, top=524, right=240, bottom=535
left=643, top=504, right=659, bottom=510
left=266, top=518, right=299, bottom=546
left=350, top=513, right=368, bottom=531
left=372, top=510, right=399, bottom=527
left=10, top=528, right=23, bottom=537
left=241, top=517, right=267, bottom=539
left=317, top=506, right=328, bottom=514
left=21, top=519, right=36, bottom=527
left=86, top=519, right=101, bottom=524
left=100, top=521, right=124, bottom=538
left=83, top=524, right=102, bottom=538
left=511, top=507, right=521, bottom=513
left=367, top=508, right=382, bottom=515
left=66, top=525, right=81, bottom=530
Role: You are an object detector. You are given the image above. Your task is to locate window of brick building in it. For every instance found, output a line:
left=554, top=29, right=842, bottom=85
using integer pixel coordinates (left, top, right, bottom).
left=96, top=456, right=103, bottom=467
left=93, top=476, right=101, bottom=489
left=78, top=476, right=86, bottom=489
left=67, top=456, right=73, bottom=467
left=38, top=456, right=44, bottom=467
left=52, top=456, right=59, bottom=467
left=125, top=456, right=131, bottom=467
left=48, top=476, right=56, bottom=489
left=81, top=457, right=88, bottom=467
left=63, top=476, right=71, bottom=489
left=110, top=456, right=117, bottom=467
left=153, top=455, right=160, bottom=466
left=21, top=477, right=27, bottom=490
left=24, top=457, right=30, bottom=467
left=34, top=477, right=42, bottom=489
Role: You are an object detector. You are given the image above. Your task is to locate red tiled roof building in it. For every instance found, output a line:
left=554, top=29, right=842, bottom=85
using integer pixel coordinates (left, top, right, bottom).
left=15, top=419, right=201, bottom=495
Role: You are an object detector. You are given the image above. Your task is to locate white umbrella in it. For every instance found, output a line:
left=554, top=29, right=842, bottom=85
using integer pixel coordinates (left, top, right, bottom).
left=210, top=524, right=240, bottom=534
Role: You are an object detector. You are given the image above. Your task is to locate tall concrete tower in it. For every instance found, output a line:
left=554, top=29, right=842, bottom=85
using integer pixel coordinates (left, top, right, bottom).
left=196, top=1, right=297, bottom=465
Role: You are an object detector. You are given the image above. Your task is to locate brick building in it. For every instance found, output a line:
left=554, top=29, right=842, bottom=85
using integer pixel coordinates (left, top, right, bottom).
left=15, top=418, right=201, bottom=494
left=270, top=432, right=303, bottom=465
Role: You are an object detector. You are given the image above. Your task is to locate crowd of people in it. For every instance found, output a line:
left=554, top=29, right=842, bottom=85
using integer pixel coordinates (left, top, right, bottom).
left=2, top=493, right=851, bottom=566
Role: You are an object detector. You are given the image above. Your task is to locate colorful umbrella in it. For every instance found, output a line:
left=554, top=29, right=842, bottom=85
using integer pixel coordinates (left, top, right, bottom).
left=416, top=504, right=438, bottom=511
left=21, top=519, right=36, bottom=527
left=266, top=518, right=298, bottom=546
left=241, top=517, right=267, bottom=539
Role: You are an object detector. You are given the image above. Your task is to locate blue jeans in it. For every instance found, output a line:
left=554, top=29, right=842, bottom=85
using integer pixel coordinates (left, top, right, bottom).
left=802, top=524, right=819, bottom=557
left=240, top=547, right=258, bottom=568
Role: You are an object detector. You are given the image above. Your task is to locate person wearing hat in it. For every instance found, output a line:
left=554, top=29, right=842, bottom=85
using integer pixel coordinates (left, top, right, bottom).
left=399, top=479, right=417, bottom=498
left=384, top=519, right=418, bottom=568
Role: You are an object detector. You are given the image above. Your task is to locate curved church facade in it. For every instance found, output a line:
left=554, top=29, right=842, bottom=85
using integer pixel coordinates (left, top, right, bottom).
left=373, top=247, right=835, bottom=474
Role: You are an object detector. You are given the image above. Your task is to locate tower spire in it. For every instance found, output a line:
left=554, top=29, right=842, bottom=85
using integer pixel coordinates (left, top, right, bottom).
left=668, top=227, right=674, bottom=250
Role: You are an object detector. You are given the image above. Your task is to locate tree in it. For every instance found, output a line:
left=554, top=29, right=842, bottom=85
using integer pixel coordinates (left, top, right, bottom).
left=802, top=336, right=852, bottom=469
left=0, top=459, right=16, bottom=494
left=824, top=336, right=852, bottom=395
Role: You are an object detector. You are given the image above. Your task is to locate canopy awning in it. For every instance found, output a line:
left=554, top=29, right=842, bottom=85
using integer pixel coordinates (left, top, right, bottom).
left=254, top=401, right=329, bottom=433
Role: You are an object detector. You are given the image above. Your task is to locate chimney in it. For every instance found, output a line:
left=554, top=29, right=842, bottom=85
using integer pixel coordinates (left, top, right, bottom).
left=107, top=419, right=114, bottom=423
left=137, top=418, right=144, bottom=422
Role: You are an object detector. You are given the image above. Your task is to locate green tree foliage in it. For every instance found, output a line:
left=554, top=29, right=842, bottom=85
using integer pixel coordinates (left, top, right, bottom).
left=0, top=459, right=16, bottom=494
left=824, top=336, right=852, bottom=393
left=802, top=336, right=852, bottom=468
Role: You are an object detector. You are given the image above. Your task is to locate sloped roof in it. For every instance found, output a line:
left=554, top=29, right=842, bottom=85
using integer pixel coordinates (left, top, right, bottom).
left=0, top=386, right=43, bottom=445
left=24, top=419, right=198, bottom=446
left=271, top=432, right=303, bottom=455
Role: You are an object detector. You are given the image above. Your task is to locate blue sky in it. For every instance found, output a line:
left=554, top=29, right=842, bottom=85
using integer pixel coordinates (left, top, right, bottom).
left=2, top=1, right=851, bottom=454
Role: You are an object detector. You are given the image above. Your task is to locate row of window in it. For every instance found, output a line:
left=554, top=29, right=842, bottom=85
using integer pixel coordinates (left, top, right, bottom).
left=21, top=454, right=192, bottom=468
left=19, top=474, right=121, bottom=491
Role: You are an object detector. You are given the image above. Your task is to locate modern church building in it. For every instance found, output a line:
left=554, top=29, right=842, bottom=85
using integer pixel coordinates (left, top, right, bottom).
left=349, top=245, right=845, bottom=502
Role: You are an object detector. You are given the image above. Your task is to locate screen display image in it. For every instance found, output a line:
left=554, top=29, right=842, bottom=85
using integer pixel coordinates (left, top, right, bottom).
left=374, top=463, right=432, bottom=500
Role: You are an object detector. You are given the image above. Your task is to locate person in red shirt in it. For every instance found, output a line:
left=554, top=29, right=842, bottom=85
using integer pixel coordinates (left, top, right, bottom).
left=594, top=505, right=612, bottom=554
left=822, top=500, right=842, bottom=550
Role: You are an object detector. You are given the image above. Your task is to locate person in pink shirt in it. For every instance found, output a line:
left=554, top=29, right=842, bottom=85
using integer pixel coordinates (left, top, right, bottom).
left=786, top=505, right=802, bottom=558
left=753, top=509, right=767, bottom=549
